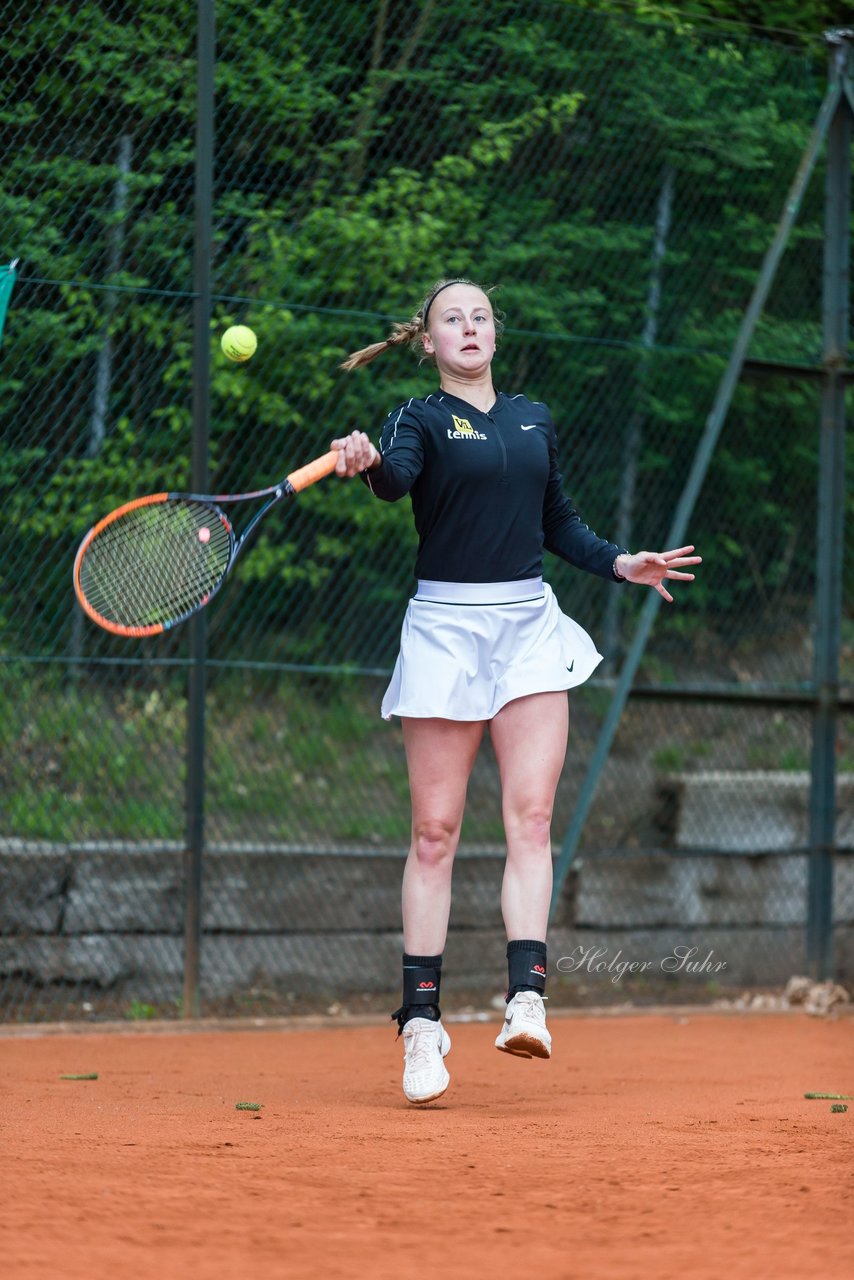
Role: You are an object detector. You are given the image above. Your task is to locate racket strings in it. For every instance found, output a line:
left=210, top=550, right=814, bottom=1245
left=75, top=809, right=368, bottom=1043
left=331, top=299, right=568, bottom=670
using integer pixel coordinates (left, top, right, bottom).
left=78, top=500, right=232, bottom=628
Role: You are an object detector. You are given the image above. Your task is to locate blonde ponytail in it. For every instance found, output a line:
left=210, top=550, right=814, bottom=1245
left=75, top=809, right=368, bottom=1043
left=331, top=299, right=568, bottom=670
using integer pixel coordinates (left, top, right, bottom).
left=339, top=317, right=423, bottom=371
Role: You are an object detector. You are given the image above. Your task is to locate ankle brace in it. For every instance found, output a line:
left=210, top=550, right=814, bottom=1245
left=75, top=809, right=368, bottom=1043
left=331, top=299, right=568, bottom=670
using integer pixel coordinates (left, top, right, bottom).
left=391, top=953, right=443, bottom=1033
left=506, top=939, right=547, bottom=1000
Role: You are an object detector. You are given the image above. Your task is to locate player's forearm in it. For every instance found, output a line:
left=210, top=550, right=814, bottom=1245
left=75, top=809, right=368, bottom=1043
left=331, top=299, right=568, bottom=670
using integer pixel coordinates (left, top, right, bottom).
left=544, top=514, right=628, bottom=581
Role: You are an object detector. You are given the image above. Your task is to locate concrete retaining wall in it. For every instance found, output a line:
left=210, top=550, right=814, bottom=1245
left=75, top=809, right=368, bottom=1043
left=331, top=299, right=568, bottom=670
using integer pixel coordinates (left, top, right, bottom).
left=2, top=835, right=852, bottom=1001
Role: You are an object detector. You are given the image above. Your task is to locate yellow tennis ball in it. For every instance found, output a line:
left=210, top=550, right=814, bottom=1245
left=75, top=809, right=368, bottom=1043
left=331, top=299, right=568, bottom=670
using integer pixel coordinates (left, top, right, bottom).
left=221, top=325, right=257, bottom=362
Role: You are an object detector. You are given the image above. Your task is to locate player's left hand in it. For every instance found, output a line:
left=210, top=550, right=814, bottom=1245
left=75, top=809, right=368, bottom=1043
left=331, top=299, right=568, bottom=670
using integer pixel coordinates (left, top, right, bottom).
left=616, top=546, right=702, bottom=603
left=331, top=431, right=380, bottom=477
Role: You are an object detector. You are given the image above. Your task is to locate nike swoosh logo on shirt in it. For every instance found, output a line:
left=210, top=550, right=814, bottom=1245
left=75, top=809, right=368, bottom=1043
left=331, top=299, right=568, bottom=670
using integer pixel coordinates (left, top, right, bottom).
left=520, top=424, right=540, bottom=431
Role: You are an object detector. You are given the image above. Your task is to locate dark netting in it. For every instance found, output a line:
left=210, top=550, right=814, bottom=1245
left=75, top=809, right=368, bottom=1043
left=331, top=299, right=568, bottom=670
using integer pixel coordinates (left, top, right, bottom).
left=0, top=2, right=850, bottom=1021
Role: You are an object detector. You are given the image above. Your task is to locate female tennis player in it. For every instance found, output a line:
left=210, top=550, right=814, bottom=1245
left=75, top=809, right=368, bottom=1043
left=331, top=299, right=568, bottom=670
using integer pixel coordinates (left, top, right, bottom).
left=332, top=278, right=700, bottom=1105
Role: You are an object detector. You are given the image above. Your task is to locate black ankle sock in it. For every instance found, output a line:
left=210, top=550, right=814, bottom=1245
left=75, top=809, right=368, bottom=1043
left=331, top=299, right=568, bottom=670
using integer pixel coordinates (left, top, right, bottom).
left=391, top=953, right=443, bottom=1032
left=506, top=939, right=547, bottom=1002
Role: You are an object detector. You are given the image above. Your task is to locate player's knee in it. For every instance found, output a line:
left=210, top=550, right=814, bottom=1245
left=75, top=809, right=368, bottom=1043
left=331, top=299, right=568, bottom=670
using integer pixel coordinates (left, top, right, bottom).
left=506, top=802, right=553, bottom=849
left=412, top=818, right=457, bottom=869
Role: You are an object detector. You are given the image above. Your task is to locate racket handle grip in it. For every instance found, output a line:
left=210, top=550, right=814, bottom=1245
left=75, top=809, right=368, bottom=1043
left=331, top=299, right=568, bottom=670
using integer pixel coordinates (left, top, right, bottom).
left=287, top=450, right=339, bottom=493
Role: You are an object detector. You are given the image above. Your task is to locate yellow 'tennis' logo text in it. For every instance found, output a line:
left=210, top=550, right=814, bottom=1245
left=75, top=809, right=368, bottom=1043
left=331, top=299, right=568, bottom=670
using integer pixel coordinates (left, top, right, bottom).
left=447, top=414, right=487, bottom=441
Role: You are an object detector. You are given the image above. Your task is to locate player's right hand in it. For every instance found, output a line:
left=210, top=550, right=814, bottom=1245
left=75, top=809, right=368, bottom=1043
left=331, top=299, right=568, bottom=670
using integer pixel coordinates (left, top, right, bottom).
left=331, top=431, right=381, bottom=476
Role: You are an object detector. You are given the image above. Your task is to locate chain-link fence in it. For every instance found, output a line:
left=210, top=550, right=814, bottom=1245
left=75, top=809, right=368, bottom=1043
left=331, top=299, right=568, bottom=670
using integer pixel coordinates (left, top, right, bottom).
left=1, top=1, right=851, bottom=1021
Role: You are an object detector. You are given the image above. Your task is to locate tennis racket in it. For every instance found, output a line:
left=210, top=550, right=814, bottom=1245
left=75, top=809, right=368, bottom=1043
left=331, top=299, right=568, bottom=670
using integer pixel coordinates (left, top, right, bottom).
left=73, top=450, right=339, bottom=637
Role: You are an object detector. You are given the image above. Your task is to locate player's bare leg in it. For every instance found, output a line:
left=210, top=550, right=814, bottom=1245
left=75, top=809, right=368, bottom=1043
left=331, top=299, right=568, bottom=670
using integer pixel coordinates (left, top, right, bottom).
left=401, top=716, right=485, bottom=954
left=489, top=691, right=569, bottom=1059
left=394, top=717, right=484, bottom=1103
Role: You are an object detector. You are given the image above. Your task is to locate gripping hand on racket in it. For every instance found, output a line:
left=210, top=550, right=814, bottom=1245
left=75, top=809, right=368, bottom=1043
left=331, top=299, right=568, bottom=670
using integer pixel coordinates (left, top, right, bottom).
left=613, top=546, right=702, bottom=603
left=332, top=431, right=380, bottom=477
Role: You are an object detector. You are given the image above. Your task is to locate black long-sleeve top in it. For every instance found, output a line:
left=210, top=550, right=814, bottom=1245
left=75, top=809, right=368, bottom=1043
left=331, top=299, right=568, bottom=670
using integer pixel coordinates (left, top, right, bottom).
left=362, top=388, right=626, bottom=584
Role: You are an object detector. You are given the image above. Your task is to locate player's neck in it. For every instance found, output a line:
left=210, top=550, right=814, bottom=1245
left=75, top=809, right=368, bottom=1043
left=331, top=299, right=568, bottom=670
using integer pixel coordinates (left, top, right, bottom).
left=439, top=372, right=497, bottom=415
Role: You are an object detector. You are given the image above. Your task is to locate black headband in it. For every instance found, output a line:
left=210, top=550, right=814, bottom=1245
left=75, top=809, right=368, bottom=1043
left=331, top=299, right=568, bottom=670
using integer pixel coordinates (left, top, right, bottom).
left=421, top=278, right=471, bottom=328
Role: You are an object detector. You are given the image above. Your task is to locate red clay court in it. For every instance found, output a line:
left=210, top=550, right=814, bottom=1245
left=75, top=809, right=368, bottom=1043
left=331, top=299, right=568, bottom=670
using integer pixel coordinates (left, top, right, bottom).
left=2, top=1009, right=852, bottom=1280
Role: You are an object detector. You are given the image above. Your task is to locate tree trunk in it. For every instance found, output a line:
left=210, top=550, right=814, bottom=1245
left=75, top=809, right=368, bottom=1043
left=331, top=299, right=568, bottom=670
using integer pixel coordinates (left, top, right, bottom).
left=345, top=0, right=436, bottom=190
left=70, top=134, right=133, bottom=667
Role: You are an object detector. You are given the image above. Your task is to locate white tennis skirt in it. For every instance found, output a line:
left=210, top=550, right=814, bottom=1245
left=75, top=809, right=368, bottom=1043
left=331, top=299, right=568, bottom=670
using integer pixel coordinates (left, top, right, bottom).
left=380, top=577, right=603, bottom=721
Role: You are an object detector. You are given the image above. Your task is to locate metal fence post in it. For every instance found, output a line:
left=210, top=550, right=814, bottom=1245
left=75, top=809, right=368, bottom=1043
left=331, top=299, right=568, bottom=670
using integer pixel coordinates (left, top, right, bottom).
left=183, top=0, right=215, bottom=1019
left=806, top=29, right=853, bottom=979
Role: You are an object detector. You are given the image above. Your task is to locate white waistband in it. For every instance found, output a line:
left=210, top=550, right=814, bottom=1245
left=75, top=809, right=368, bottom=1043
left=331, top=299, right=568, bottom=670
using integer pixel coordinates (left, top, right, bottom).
left=414, top=577, right=545, bottom=605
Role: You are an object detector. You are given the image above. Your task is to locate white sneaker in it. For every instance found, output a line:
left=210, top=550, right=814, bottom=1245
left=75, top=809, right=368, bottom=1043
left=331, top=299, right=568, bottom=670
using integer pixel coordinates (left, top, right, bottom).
left=402, top=1017, right=451, bottom=1104
left=495, top=991, right=551, bottom=1059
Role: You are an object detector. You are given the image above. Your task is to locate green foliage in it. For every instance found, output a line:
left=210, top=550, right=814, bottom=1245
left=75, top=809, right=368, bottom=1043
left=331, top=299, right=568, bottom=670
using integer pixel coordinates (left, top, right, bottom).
left=652, top=744, right=685, bottom=771
left=574, top=0, right=842, bottom=41
left=2, top=674, right=186, bottom=838
left=125, top=999, right=158, bottom=1020
left=0, top=0, right=837, bottom=672
left=1, top=669, right=416, bottom=843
